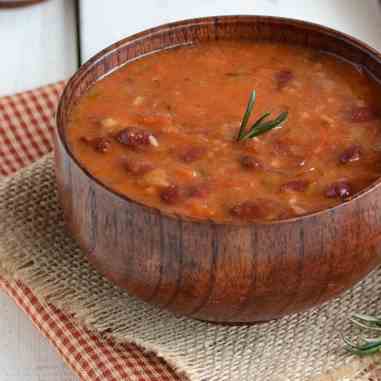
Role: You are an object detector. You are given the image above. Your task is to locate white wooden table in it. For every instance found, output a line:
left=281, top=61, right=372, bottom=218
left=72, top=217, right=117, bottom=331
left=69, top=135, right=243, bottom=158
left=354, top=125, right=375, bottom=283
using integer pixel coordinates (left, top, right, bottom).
left=1, top=1, right=381, bottom=379
left=0, top=0, right=77, bottom=96
left=80, top=0, right=381, bottom=61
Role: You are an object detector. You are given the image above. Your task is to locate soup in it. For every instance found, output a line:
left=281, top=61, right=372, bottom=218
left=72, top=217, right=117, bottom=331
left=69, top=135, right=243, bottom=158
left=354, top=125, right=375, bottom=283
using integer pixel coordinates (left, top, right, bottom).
left=67, top=41, right=381, bottom=222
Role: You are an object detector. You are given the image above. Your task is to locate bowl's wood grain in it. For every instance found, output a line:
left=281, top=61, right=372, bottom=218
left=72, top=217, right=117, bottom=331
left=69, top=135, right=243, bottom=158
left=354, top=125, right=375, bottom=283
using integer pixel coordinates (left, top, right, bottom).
left=55, top=16, right=381, bottom=323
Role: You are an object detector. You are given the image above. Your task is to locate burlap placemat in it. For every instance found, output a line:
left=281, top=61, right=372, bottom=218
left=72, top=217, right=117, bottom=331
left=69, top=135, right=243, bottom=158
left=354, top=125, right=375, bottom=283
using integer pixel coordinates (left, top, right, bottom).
left=1, top=83, right=381, bottom=381
left=0, top=82, right=186, bottom=381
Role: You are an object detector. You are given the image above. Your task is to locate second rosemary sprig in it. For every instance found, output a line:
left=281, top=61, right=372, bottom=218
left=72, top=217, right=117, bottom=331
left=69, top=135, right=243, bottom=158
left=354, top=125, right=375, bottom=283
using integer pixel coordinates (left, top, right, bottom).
left=343, top=313, right=381, bottom=356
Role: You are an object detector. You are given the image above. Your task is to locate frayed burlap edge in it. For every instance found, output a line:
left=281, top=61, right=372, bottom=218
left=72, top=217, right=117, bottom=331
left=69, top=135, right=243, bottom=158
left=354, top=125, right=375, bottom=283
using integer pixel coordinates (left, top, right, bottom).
left=0, top=156, right=193, bottom=381
left=0, top=261, right=192, bottom=381
left=1, top=154, right=381, bottom=381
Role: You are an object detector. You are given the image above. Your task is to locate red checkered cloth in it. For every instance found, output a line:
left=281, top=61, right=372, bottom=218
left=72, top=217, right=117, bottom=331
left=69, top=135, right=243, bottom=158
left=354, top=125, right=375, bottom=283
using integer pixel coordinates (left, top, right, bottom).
left=0, top=82, right=183, bottom=381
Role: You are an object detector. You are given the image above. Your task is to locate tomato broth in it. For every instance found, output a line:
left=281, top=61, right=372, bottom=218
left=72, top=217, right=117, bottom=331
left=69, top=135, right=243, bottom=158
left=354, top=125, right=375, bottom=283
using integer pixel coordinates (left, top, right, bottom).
left=67, top=41, right=381, bottom=222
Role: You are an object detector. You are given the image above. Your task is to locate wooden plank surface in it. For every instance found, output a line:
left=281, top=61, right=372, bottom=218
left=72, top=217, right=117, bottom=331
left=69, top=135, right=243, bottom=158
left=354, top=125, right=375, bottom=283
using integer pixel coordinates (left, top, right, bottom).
left=0, top=0, right=78, bottom=96
left=0, top=290, right=78, bottom=381
left=80, top=0, right=381, bottom=62
left=0, top=1, right=79, bottom=379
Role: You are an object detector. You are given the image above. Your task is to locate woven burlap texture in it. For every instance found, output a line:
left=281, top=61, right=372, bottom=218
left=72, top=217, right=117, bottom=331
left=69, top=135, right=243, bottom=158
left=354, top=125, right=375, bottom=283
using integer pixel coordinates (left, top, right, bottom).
left=1, top=154, right=381, bottom=381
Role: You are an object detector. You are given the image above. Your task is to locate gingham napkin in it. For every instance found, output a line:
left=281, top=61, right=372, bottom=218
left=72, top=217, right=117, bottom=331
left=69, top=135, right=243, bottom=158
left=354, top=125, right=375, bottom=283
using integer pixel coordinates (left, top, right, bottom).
left=0, top=82, right=184, bottom=381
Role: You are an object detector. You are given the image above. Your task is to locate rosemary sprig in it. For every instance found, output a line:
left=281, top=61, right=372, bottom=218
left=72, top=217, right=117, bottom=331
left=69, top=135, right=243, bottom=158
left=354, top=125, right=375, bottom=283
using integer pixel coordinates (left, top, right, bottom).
left=343, top=313, right=381, bottom=355
left=237, top=90, right=257, bottom=140
left=236, top=90, right=288, bottom=142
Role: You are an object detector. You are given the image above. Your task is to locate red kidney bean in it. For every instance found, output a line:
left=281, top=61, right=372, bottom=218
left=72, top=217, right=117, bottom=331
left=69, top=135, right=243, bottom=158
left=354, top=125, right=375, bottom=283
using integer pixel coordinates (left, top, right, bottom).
left=347, top=106, right=379, bottom=123
left=122, top=158, right=154, bottom=176
left=179, top=147, right=205, bottom=163
left=160, top=185, right=180, bottom=205
left=275, top=69, right=294, bottom=90
left=339, top=145, right=361, bottom=164
left=280, top=180, right=310, bottom=192
left=187, top=183, right=209, bottom=198
left=93, top=137, right=111, bottom=153
left=325, top=182, right=352, bottom=199
left=80, top=136, right=111, bottom=153
left=116, top=127, right=153, bottom=148
left=240, top=155, right=263, bottom=170
left=80, top=136, right=92, bottom=144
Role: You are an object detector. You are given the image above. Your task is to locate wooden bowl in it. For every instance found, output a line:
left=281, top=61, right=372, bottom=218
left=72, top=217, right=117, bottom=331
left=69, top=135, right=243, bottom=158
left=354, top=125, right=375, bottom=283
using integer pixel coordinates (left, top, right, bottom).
left=55, top=16, right=381, bottom=323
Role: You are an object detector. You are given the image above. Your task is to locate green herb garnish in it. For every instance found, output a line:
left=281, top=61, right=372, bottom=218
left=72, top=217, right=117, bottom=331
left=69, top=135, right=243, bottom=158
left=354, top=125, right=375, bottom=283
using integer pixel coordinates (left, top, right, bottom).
left=343, top=313, right=381, bottom=355
left=237, top=90, right=288, bottom=142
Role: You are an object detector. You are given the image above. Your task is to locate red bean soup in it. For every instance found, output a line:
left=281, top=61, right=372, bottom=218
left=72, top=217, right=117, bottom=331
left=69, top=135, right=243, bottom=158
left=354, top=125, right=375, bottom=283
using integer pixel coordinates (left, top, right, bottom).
left=67, top=41, right=381, bottom=222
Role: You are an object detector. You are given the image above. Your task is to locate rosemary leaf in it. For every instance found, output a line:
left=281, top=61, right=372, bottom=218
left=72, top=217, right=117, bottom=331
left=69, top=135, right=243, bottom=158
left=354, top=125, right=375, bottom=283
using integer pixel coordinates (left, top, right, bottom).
left=237, top=90, right=257, bottom=141
left=352, top=313, right=381, bottom=326
left=350, top=317, right=381, bottom=331
left=362, top=335, right=381, bottom=344
left=240, top=111, right=271, bottom=139
left=237, top=90, right=288, bottom=142
left=343, top=312, right=381, bottom=356
left=242, top=111, right=288, bottom=140
left=345, top=342, right=381, bottom=356
left=342, top=334, right=360, bottom=349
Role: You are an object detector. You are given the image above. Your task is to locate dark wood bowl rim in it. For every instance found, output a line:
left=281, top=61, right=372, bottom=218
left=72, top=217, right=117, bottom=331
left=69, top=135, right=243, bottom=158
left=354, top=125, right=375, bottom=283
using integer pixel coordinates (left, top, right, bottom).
left=56, top=15, right=381, bottom=227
